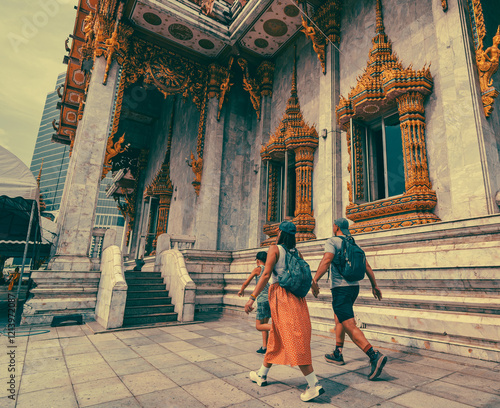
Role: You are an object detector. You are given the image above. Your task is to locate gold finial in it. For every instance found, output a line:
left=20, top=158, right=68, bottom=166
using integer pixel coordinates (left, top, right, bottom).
left=375, top=0, right=385, bottom=34
left=37, top=159, right=43, bottom=186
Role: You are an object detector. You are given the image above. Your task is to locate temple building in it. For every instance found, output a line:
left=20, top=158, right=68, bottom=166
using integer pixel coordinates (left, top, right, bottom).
left=24, top=0, right=500, bottom=362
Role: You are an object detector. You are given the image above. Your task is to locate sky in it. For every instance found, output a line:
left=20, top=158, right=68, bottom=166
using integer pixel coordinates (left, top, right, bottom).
left=0, top=0, right=77, bottom=166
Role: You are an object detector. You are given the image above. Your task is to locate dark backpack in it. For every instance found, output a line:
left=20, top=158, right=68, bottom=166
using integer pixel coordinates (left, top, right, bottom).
left=337, top=236, right=366, bottom=282
left=277, top=245, right=312, bottom=298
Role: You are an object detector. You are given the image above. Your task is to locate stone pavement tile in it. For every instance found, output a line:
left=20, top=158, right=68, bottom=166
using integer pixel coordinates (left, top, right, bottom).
left=356, top=366, right=433, bottom=389
left=100, top=347, right=140, bottom=362
left=349, top=378, right=410, bottom=400
left=160, top=362, right=216, bottom=385
left=87, top=396, right=141, bottom=408
left=419, top=379, right=500, bottom=407
left=25, top=328, right=58, bottom=341
left=68, top=361, right=117, bottom=384
left=56, top=325, right=87, bottom=338
left=119, top=336, right=155, bottom=347
left=136, top=387, right=205, bottom=408
left=397, top=355, right=465, bottom=372
left=144, top=351, right=190, bottom=369
left=107, top=357, right=155, bottom=376
left=214, top=326, right=245, bottom=334
left=231, top=340, right=264, bottom=352
left=183, top=377, right=254, bottom=408
left=121, top=369, right=176, bottom=396
left=131, top=343, right=169, bottom=357
left=60, top=335, right=93, bottom=348
left=92, top=340, right=130, bottom=351
left=63, top=343, right=97, bottom=356
left=170, top=330, right=204, bottom=340
left=223, top=371, right=292, bottom=398
left=231, top=331, right=263, bottom=341
left=65, top=351, right=106, bottom=368
left=312, top=360, right=351, bottom=378
left=26, top=338, right=60, bottom=350
left=74, top=377, right=132, bottom=407
left=22, top=355, right=66, bottom=375
left=17, top=385, right=78, bottom=408
left=204, top=343, right=249, bottom=357
left=143, top=333, right=181, bottom=343
left=330, top=371, right=374, bottom=386
left=260, top=388, right=340, bottom=407
left=136, top=328, right=166, bottom=336
left=372, top=402, right=407, bottom=408
left=211, top=334, right=247, bottom=345
left=390, top=390, right=474, bottom=408
left=457, top=366, right=500, bottom=382
left=0, top=396, right=15, bottom=407
left=113, top=330, right=145, bottom=339
left=264, top=364, right=304, bottom=382
left=177, top=347, right=219, bottom=362
left=228, top=351, right=266, bottom=370
left=160, top=325, right=198, bottom=333
left=159, top=339, right=199, bottom=352
left=196, top=357, right=249, bottom=377
left=229, top=399, right=274, bottom=408
left=25, top=345, right=63, bottom=360
left=185, top=336, right=225, bottom=348
left=88, top=333, right=119, bottom=342
left=19, top=368, right=72, bottom=394
left=190, top=328, right=228, bottom=337
left=442, top=372, right=500, bottom=395
left=317, top=378, right=384, bottom=408
left=384, top=360, right=453, bottom=380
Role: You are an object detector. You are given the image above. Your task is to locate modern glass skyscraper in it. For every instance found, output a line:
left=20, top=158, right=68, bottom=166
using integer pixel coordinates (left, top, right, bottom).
left=30, top=73, right=124, bottom=232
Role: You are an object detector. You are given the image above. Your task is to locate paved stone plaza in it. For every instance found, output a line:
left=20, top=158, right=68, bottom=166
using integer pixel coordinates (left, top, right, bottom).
left=1, top=314, right=499, bottom=408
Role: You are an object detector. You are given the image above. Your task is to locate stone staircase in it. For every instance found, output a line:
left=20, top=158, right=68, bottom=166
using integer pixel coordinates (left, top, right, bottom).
left=123, top=269, right=177, bottom=326
left=22, top=270, right=100, bottom=325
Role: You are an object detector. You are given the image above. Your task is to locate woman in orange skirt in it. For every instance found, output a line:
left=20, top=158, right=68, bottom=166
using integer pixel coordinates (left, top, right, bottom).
left=245, top=221, right=324, bottom=402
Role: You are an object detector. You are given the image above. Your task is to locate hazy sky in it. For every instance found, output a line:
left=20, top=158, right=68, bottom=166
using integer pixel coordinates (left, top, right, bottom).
left=0, top=0, right=77, bottom=166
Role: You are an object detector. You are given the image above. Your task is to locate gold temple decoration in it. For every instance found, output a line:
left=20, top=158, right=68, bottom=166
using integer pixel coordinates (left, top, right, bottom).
left=144, top=105, right=175, bottom=252
left=237, top=59, right=275, bottom=120
left=469, top=0, right=500, bottom=117
left=336, top=0, right=439, bottom=234
left=260, top=50, right=318, bottom=246
left=442, top=0, right=448, bottom=11
left=301, top=16, right=327, bottom=74
left=207, top=58, right=235, bottom=121
left=313, top=0, right=342, bottom=45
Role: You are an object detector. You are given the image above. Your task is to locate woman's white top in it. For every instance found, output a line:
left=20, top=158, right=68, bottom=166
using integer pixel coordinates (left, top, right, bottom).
left=271, top=245, right=287, bottom=284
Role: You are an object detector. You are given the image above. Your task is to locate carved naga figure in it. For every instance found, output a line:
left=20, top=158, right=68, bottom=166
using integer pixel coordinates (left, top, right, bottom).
left=238, top=58, right=261, bottom=119
left=476, top=27, right=500, bottom=91
left=301, top=16, right=326, bottom=74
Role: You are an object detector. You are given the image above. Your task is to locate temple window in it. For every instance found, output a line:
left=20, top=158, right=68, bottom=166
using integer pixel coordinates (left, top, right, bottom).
left=265, top=153, right=296, bottom=223
left=351, top=112, right=405, bottom=203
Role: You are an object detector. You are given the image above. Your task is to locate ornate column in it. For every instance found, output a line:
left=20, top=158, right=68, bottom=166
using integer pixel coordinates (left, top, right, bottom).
left=293, top=146, right=316, bottom=241
left=50, top=57, right=121, bottom=271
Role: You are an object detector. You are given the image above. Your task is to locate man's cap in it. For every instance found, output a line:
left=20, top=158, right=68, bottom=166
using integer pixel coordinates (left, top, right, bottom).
left=334, top=218, right=351, bottom=236
left=279, top=220, right=297, bottom=235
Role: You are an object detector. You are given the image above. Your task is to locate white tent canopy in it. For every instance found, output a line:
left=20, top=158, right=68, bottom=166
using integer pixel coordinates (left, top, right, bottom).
left=0, top=145, right=39, bottom=201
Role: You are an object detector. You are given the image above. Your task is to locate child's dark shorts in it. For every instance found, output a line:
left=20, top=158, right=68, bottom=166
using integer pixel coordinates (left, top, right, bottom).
left=256, top=299, right=271, bottom=320
left=330, top=286, right=360, bottom=323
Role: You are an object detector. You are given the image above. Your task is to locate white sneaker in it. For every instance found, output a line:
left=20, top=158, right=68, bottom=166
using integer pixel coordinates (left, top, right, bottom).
left=300, top=383, right=325, bottom=402
left=249, top=371, right=267, bottom=386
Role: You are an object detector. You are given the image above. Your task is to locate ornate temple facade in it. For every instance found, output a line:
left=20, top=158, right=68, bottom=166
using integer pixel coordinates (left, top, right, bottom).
left=25, top=0, right=500, bottom=361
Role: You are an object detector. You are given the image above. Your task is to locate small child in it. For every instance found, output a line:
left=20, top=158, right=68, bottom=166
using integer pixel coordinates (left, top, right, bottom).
left=238, top=251, right=271, bottom=354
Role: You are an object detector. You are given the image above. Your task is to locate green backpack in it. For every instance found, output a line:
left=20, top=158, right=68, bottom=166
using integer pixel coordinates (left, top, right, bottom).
left=277, top=245, right=312, bottom=298
left=338, top=236, right=366, bottom=282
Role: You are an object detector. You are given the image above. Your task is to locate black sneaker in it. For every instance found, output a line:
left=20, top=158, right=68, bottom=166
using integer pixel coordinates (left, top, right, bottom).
left=325, top=351, right=345, bottom=365
left=368, top=351, right=387, bottom=380
left=256, top=347, right=267, bottom=354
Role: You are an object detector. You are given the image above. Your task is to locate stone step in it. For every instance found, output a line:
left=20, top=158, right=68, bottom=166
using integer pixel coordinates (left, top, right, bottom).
left=126, top=283, right=166, bottom=291
left=125, top=277, right=164, bottom=285
left=30, top=287, right=98, bottom=298
left=124, top=304, right=175, bottom=316
left=124, top=271, right=162, bottom=279
left=123, top=312, right=178, bottom=326
left=21, top=309, right=95, bottom=326
left=30, top=271, right=101, bottom=279
left=23, top=298, right=96, bottom=311
left=126, top=290, right=171, bottom=299
left=126, top=297, right=172, bottom=307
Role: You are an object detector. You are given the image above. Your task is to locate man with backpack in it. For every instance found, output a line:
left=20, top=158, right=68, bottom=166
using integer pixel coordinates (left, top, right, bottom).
left=311, top=218, right=387, bottom=380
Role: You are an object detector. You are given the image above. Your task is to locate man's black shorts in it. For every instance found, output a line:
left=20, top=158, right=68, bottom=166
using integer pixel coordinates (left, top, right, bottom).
left=331, top=286, right=360, bottom=323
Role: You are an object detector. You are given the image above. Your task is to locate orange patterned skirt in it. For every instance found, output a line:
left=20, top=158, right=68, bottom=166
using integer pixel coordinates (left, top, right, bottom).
left=264, top=283, right=312, bottom=367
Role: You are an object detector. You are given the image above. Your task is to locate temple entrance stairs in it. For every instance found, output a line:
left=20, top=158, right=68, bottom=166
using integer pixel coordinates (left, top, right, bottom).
left=22, top=270, right=100, bottom=325
left=123, top=266, right=177, bottom=326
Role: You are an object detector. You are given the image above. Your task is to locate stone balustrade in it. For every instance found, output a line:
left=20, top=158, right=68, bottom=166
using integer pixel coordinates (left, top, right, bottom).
left=95, top=244, right=128, bottom=329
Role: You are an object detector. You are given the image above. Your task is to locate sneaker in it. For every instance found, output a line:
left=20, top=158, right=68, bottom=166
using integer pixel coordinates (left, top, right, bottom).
left=256, top=347, right=267, bottom=354
left=368, top=351, right=387, bottom=380
left=249, top=371, right=267, bottom=386
left=300, top=383, right=325, bottom=402
left=325, top=351, right=345, bottom=365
